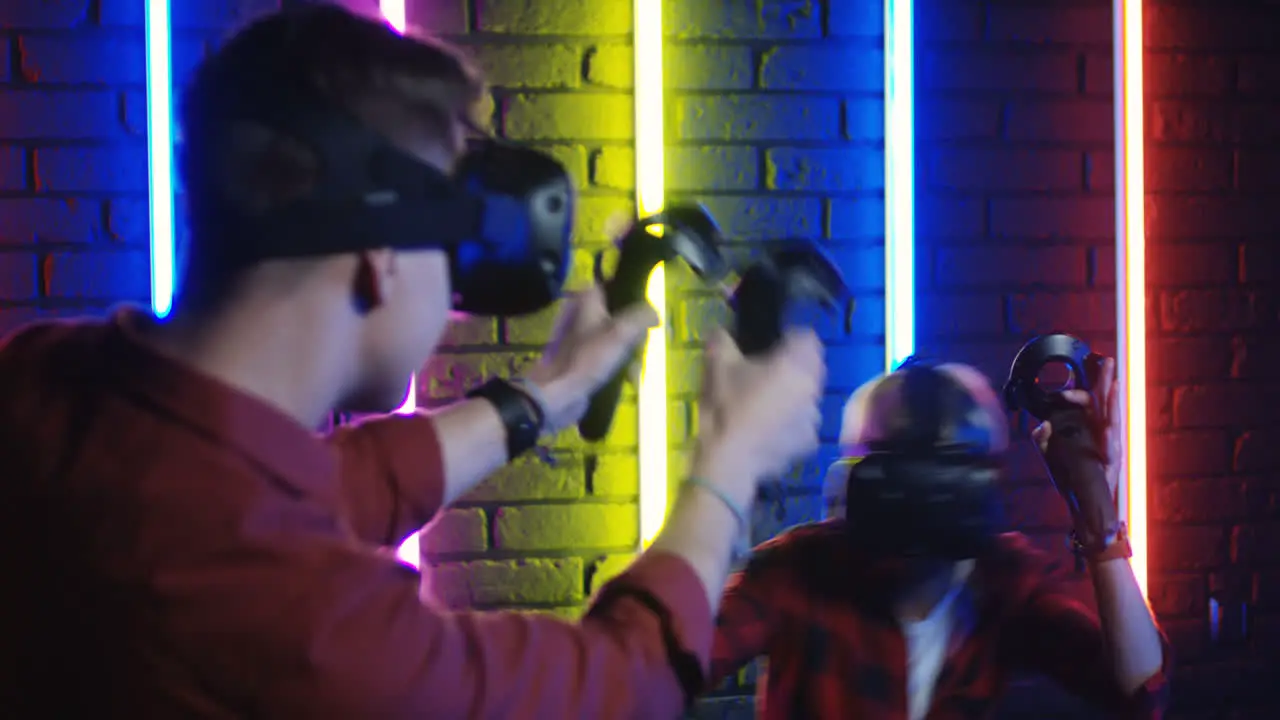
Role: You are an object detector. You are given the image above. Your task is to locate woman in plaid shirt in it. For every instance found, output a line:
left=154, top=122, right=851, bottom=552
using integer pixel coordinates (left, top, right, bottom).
left=708, top=359, right=1170, bottom=719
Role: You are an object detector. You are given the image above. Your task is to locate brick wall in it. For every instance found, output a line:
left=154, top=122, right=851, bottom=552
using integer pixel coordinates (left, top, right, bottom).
left=3, top=0, right=1279, bottom=717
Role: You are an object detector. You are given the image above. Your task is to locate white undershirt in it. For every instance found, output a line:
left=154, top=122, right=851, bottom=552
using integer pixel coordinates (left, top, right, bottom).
left=895, top=563, right=973, bottom=720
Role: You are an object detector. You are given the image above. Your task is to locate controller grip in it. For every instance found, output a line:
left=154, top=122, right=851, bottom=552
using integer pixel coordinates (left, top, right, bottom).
left=731, top=266, right=786, bottom=357
left=578, top=249, right=658, bottom=442
left=578, top=371, right=627, bottom=441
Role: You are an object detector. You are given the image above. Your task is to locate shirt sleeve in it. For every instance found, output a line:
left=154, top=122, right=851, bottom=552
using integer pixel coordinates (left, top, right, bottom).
left=1002, top=542, right=1173, bottom=718
left=220, top=538, right=714, bottom=719
left=325, top=411, right=446, bottom=547
left=708, top=546, right=788, bottom=688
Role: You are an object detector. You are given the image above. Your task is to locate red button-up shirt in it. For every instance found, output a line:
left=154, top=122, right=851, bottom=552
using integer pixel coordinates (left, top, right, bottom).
left=710, top=520, right=1172, bottom=719
left=0, top=311, right=712, bottom=718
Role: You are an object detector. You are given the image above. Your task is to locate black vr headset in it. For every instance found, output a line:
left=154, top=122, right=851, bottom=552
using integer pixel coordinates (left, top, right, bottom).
left=840, top=359, right=1006, bottom=560
left=181, top=8, right=573, bottom=318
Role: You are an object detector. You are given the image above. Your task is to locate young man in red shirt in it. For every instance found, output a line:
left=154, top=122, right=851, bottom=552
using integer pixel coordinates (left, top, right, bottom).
left=708, top=360, right=1170, bottom=719
left=0, top=6, right=826, bottom=717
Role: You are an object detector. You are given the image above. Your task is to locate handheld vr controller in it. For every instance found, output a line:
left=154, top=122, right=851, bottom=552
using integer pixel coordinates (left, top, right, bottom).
left=729, top=239, right=855, bottom=356
left=1003, top=334, right=1120, bottom=566
left=577, top=205, right=730, bottom=442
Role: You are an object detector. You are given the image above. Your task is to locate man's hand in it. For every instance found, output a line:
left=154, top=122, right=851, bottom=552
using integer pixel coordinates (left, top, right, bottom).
left=520, top=285, right=659, bottom=434
left=1031, top=355, right=1123, bottom=552
left=1030, top=355, right=1121, bottom=500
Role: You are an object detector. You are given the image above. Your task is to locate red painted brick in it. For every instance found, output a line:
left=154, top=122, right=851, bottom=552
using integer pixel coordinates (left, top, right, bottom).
left=1090, top=53, right=1236, bottom=97
left=1148, top=573, right=1208, bottom=619
left=1148, top=242, right=1240, bottom=287
left=1159, top=289, right=1263, bottom=333
left=1229, top=523, right=1280, bottom=566
left=1239, top=242, right=1275, bottom=284
left=934, top=246, right=1087, bottom=289
left=985, top=5, right=1111, bottom=45
left=926, top=147, right=1081, bottom=192
left=1004, top=100, right=1113, bottom=144
left=1007, top=291, right=1115, bottom=335
left=1151, top=337, right=1233, bottom=383
left=1237, top=54, right=1280, bottom=95
left=914, top=195, right=986, bottom=240
left=1150, top=196, right=1280, bottom=241
left=1150, top=524, right=1228, bottom=572
left=1147, top=5, right=1280, bottom=51
left=1235, top=149, right=1280, bottom=190
left=1234, top=428, right=1280, bottom=473
left=1083, top=150, right=1113, bottom=192
left=1150, top=430, right=1232, bottom=478
left=1154, top=478, right=1249, bottom=525
left=1151, top=101, right=1280, bottom=145
left=990, top=197, right=1113, bottom=240
left=1231, top=336, right=1280, bottom=380
left=1173, top=384, right=1280, bottom=429
left=1148, top=148, right=1235, bottom=193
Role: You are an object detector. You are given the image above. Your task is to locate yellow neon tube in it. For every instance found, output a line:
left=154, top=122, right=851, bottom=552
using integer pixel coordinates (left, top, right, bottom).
left=634, top=0, right=667, bottom=549
left=1113, top=0, right=1147, bottom=598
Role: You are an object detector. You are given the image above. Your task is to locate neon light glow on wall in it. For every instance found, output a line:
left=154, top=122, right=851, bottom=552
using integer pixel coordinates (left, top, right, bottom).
left=144, top=0, right=175, bottom=317
left=1114, top=0, right=1147, bottom=599
left=384, top=0, right=415, bottom=417
left=634, top=0, right=667, bottom=549
left=884, top=0, right=915, bottom=371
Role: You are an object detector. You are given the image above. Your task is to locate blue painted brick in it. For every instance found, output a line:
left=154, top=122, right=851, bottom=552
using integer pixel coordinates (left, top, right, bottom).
left=760, top=45, right=883, bottom=92
left=821, top=391, right=852, bottom=443
left=99, top=0, right=276, bottom=29
left=829, top=1, right=883, bottom=38
left=45, top=251, right=150, bottom=300
left=751, top=492, right=825, bottom=545
left=0, top=0, right=90, bottom=28
left=826, top=244, right=885, bottom=291
left=677, top=96, right=842, bottom=141
left=829, top=197, right=886, bottom=240
left=777, top=443, right=845, bottom=489
left=693, top=196, right=822, bottom=240
left=766, top=147, right=885, bottom=193
left=825, top=344, right=883, bottom=390
left=19, top=34, right=206, bottom=86
left=0, top=198, right=109, bottom=244
left=667, top=0, right=821, bottom=40
left=0, top=253, right=38, bottom=301
left=845, top=98, right=886, bottom=141
left=0, top=147, right=24, bottom=190
left=35, top=147, right=148, bottom=193
left=0, top=91, right=122, bottom=139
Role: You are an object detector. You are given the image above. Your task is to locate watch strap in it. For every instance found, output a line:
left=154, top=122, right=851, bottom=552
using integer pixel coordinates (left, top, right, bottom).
left=466, top=378, right=544, bottom=460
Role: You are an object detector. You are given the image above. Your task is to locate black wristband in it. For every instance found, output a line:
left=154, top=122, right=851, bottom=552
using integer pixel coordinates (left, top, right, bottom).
left=466, top=378, right=544, bottom=460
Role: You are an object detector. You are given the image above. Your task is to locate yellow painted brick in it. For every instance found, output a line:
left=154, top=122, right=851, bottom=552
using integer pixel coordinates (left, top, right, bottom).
left=504, top=94, right=633, bottom=141
left=503, top=299, right=562, bottom=346
left=592, top=452, right=638, bottom=496
left=421, top=351, right=538, bottom=400
left=494, top=503, right=638, bottom=550
left=439, top=315, right=498, bottom=346
left=584, top=45, right=632, bottom=88
left=463, top=451, right=587, bottom=502
left=591, top=146, right=634, bottom=190
left=477, top=0, right=631, bottom=35
left=574, top=195, right=634, bottom=244
left=588, top=553, right=638, bottom=596
left=523, top=606, right=584, bottom=621
left=423, top=562, right=471, bottom=609
left=472, top=44, right=584, bottom=89
left=468, top=558, right=585, bottom=605
left=420, top=507, right=488, bottom=555
left=539, top=144, right=591, bottom=187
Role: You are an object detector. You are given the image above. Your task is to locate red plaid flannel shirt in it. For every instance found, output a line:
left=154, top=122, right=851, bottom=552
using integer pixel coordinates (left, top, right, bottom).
left=710, top=520, right=1171, bottom=719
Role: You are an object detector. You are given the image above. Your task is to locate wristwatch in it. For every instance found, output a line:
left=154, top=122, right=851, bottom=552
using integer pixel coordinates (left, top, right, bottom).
left=466, top=378, right=545, bottom=460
